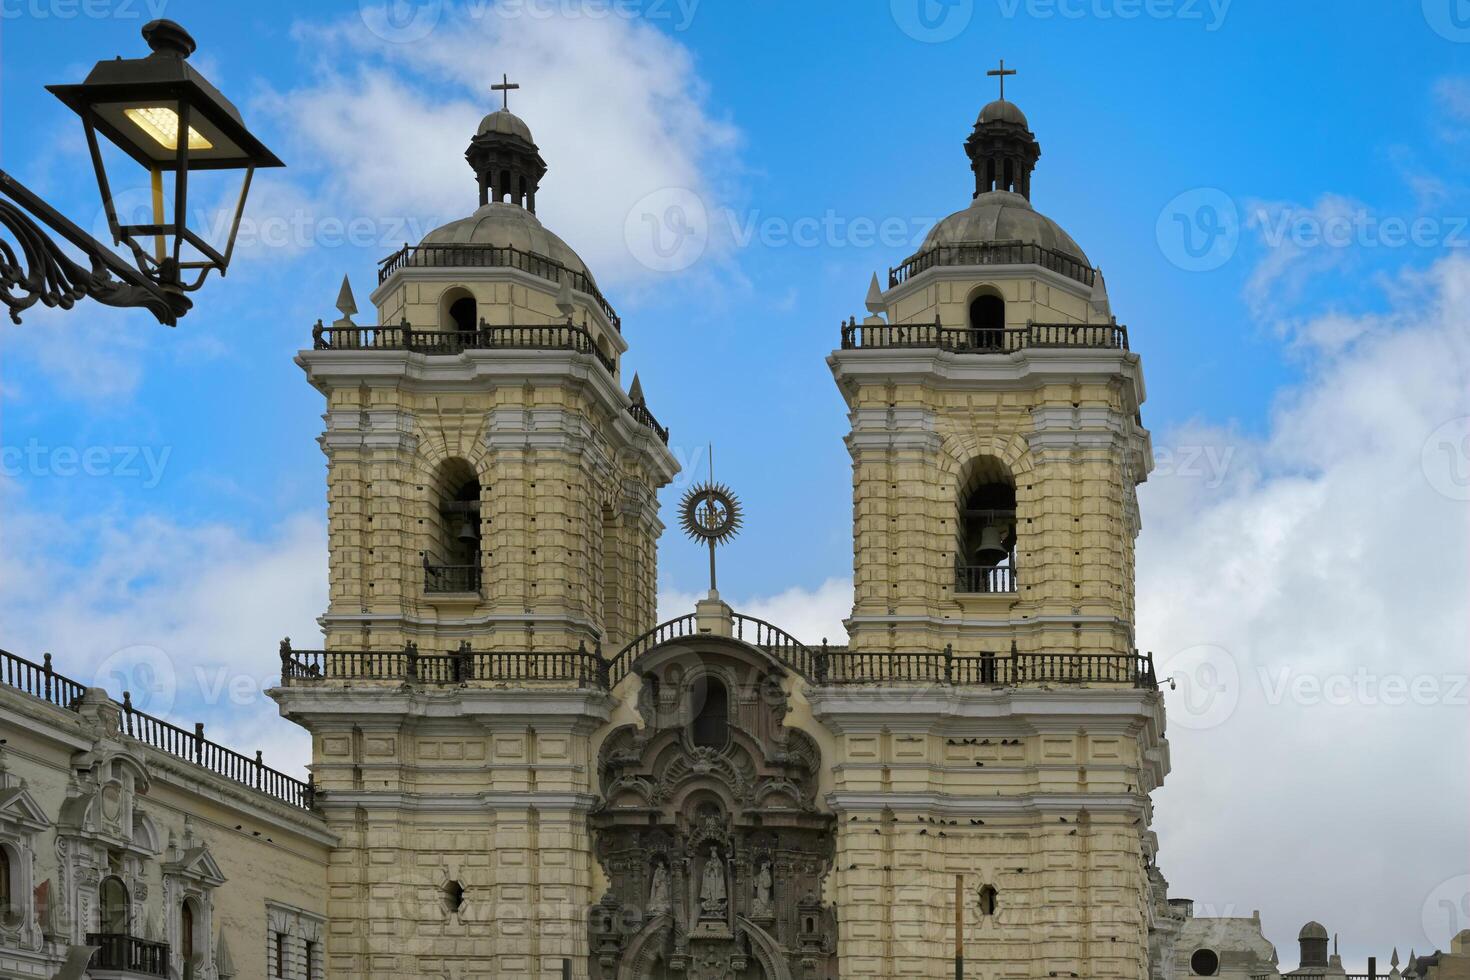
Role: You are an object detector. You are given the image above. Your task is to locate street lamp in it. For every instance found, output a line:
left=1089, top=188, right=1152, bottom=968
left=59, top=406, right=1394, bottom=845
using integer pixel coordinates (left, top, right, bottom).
left=0, top=19, right=282, bottom=326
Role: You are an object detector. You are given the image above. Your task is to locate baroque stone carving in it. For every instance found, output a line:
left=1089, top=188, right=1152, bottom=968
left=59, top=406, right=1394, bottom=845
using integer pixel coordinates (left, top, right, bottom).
left=589, top=638, right=837, bottom=979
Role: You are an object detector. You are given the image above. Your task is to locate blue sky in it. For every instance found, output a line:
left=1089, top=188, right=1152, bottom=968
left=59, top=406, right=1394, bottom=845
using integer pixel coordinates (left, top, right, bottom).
left=2, top=0, right=1468, bottom=968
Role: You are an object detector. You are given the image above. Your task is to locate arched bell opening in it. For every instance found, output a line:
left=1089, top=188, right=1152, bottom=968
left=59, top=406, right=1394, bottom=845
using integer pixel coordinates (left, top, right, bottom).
left=967, top=286, right=1006, bottom=349
left=441, top=286, right=477, bottom=335
left=956, top=455, right=1018, bottom=594
left=425, top=457, right=483, bottom=594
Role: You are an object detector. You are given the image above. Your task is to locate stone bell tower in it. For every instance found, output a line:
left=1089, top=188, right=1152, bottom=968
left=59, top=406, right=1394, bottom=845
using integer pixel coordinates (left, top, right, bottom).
left=299, top=96, right=679, bottom=658
left=831, top=88, right=1150, bottom=662
left=279, top=92, right=679, bottom=980
left=819, top=77, right=1167, bottom=980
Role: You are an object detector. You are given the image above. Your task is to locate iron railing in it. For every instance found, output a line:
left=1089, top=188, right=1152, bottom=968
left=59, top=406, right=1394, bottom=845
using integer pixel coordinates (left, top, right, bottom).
left=86, top=933, right=169, bottom=977
left=840, top=318, right=1129, bottom=353
left=377, top=242, right=622, bottom=331
left=890, top=240, right=1097, bottom=288
left=312, top=321, right=617, bottom=373
left=277, top=635, right=1157, bottom=691
left=955, top=564, right=1017, bottom=594
left=0, top=648, right=314, bottom=811
left=119, top=692, right=314, bottom=809
left=627, top=400, right=671, bottom=444
left=0, top=649, right=85, bottom=710
left=818, top=646, right=1156, bottom=688
left=279, top=640, right=608, bottom=689
left=424, top=557, right=482, bottom=594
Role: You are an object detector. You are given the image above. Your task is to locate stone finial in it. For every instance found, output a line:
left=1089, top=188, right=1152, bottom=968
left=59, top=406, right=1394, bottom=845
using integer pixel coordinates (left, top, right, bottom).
left=556, top=277, right=575, bottom=317
left=217, top=931, right=237, bottom=978
left=629, top=372, right=645, bottom=404
left=334, top=275, right=358, bottom=328
left=865, top=273, right=885, bottom=316
left=1089, top=267, right=1112, bottom=316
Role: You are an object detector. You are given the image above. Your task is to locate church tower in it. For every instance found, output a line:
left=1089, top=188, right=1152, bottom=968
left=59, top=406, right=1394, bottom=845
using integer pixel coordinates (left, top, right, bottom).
left=831, top=85, right=1148, bottom=661
left=818, top=76, right=1168, bottom=979
left=279, top=91, right=679, bottom=979
left=300, top=95, right=678, bottom=658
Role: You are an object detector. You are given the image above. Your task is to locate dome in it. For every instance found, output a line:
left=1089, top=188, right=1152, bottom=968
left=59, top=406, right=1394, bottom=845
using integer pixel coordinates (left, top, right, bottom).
left=476, top=108, right=534, bottom=142
left=1299, top=922, right=1330, bottom=942
left=979, top=99, right=1029, bottom=127
left=916, top=190, right=1089, bottom=267
left=419, top=203, right=596, bottom=286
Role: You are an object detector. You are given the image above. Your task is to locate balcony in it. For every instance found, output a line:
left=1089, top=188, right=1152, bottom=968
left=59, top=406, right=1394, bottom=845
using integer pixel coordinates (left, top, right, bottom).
left=955, top=563, right=1017, bottom=594
left=87, top=934, right=168, bottom=978
left=423, top=557, right=481, bottom=595
left=627, top=399, right=670, bottom=444
left=889, top=239, right=1097, bottom=289
left=377, top=241, right=621, bottom=331
left=311, top=321, right=617, bottom=373
left=841, top=318, right=1128, bottom=353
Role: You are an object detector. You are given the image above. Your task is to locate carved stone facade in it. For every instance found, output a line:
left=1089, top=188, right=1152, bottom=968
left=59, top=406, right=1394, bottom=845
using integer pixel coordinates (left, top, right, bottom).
left=589, top=638, right=837, bottom=980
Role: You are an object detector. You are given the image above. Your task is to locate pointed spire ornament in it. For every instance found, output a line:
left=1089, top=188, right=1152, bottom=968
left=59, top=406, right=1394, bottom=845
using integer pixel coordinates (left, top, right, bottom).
left=629, top=372, right=645, bottom=405
left=334, top=275, right=358, bottom=328
left=556, top=276, right=575, bottom=317
left=865, top=272, right=885, bottom=315
left=1089, top=267, right=1112, bottom=316
left=217, top=931, right=237, bottom=979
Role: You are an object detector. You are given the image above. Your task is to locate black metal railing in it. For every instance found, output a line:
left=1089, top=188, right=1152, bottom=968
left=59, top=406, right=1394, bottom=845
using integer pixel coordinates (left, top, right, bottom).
left=378, top=242, right=621, bottom=331
left=279, top=640, right=608, bottom=689
left=955, top=564, right=1017, bottom=594
left=0, top=649, right=313, bottom=810
left=424, top=557, right=482, bottom=594
left=277, top=633, right=1157, bottom=692
left=0, top=649, right=86, bottom=710
left=840, top=318, right=1129, bottom=353
left=819, top=646, right=1156, bottom=688
left=627, top=401, right=670, bottom=444
left=119, top=693, right=315, bottom=809
left=312, top=320, right=618, bottom=373
left=890, top=240, right=1097, bottom=288
left=87, top=933, right=169, bottom=977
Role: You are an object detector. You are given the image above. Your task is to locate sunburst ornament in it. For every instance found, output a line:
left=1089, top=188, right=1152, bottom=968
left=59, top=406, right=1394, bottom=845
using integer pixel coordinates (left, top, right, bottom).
left=679, top=448, right=743, bottom=593
left=679, top=482, right=743, bottom=547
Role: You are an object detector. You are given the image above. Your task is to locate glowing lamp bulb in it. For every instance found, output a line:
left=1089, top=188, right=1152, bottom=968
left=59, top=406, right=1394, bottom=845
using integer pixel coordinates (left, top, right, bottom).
left=124, top=106, right=213, bottom=151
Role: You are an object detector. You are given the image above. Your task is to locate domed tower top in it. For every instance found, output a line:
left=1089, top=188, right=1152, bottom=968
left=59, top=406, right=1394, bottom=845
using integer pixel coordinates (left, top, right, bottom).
left=1298, top=922, right=1331, bottom=968
left=467, top=74, right=548, bottom=213
left=966, top=59, right=1042, bottom=200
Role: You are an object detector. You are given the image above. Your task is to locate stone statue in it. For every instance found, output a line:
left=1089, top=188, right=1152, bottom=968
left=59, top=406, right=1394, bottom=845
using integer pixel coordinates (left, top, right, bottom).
left=648, top=864, right=671, bottom=914
left=752, top=861, right=773, bottom=917
left=699, top=846, right=726, bottom=917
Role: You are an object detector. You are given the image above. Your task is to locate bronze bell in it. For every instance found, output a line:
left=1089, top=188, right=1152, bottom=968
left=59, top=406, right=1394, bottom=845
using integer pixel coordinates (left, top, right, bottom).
left=974, top=523, right=1010, bottom=567
left=456, top=518, right=479, bottom=544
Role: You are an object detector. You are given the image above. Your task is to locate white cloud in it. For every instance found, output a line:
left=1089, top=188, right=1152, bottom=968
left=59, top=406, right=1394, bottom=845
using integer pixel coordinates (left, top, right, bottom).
left=1141, top=255, right=1470, bottom=961
left=0, top=488, right=326, bottom=776
left=265, top=4, right=740, bottom=288
left=658, top=578, right=852, bottom=647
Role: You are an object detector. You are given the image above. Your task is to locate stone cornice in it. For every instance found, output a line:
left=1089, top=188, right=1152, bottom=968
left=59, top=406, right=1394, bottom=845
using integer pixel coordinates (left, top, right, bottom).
left=824, top=790, right=1153, bottom=818
left=315, top=790, right=601, bottom=813
left=270, top=685, right=614, bottom=731
left=828, top=346, right=1147, bottom=416
left=877, top=262, right=1097, bottom=312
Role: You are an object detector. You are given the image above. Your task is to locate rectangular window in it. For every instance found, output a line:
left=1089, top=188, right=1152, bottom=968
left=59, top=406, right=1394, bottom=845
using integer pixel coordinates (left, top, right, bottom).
left=305, top=941, right=315, bottom=980
left=275, top=933, right=286, bottom=977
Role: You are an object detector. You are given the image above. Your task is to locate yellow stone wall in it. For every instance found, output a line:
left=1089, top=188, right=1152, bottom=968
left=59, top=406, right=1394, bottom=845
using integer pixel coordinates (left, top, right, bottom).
left=0, top=683, right=332, bottom=980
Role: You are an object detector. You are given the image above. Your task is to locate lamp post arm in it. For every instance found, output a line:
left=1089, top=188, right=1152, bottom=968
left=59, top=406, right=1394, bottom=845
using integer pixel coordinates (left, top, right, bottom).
left=0, top=169, right=189, bottom=326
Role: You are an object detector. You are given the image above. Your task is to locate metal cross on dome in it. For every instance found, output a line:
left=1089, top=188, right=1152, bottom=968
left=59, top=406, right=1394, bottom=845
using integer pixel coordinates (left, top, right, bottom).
left=679, top=447, right=743, bottom=594
left=492, top=73, right=520, bottom=111
left=988, top=59, right=1018, bottom=101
